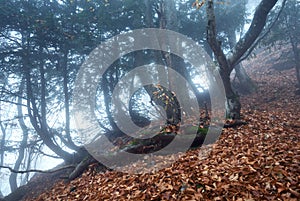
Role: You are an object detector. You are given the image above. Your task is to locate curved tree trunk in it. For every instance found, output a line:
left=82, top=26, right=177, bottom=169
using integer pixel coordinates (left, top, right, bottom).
left=206, top=1, right=241, bottom=119
left=220, top=69, right=241, bottom=119
left=23, top=50, right=73, bottom=162
left=9, top=80, right=28, bottom=192
left=206, top=0, right=279, bottom=119
left=102, top=76, right=120, bottom=133
left=61, top=50, right=79, bottom=151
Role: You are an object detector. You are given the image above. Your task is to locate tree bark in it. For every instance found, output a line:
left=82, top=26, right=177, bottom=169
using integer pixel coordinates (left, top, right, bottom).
left=102, top=76, right=120, bottom=134
left=206, top=0, right=241, bottom=119
left=0, top=123, right=6, bottom=168
left=206, top=0, right=279, bottom=118
left=228, top=0, right=279, bottom=68
left=9, top=80, right=28, bottom=192
left=61, top=49, right=79, bottom=151
left=220, top=69, right=241, bottom=119
left=23, top=47, right=73, bottom=162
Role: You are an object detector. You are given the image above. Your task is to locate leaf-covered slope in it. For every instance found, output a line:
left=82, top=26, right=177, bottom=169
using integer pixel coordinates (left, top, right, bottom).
left=27, top=50, right=300, bottom=201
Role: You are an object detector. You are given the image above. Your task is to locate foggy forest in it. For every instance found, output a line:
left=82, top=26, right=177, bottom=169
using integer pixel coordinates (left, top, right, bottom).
left=0, top=0, right=299, bottom=200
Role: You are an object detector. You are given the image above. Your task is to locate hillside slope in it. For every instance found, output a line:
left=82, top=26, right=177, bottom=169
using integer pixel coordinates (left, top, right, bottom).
left=24, top=50, right=300, bottom=201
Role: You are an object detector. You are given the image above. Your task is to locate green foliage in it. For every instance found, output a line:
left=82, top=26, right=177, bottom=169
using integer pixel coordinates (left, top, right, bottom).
left=261, top=0, right=299, bottom=47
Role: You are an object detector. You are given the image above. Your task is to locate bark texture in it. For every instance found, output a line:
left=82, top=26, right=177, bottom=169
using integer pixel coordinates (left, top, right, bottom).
left=206, top=0, right=279, bottom=118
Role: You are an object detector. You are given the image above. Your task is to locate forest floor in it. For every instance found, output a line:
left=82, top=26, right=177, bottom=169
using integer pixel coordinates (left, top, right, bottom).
left=25, top=50, right=299, bottom=201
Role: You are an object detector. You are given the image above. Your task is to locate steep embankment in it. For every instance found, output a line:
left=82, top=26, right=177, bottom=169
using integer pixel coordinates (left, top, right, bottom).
left=24, top=49, right=300, bottom=201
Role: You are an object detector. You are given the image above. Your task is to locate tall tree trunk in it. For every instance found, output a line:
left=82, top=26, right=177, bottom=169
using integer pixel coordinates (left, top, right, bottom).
left=206, top=0, right=279, bottom=118
left=143, top=0, right=154, bottom=28
left=61, top=50, right=79, bottom=151
left=0, top=123, right=6, bottom=168
left=9, top=80, right=28, bottom=192
left=0, top=121, right=6, bottom=197
left=220, top=69, right=241, bottom=119
left=23, top=47, right=73, bottom=162
left=206, top=0, right=241, bottom=119
left=0, top=74, right=6, bottom=169
left=102, top=76, right=119, bottom=133
left=163, top=0, right=193, bottom=117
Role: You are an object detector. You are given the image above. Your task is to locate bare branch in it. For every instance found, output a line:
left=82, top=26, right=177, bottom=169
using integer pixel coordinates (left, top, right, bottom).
left=32, top=146, right=62, bottom=159
left=228, top=0, right=279, bottom=69
left=236, top=0, right=287, bottom=65
left=0, top=165, right=75, bottom=174
left=0, top=99, right=27, bottom=107
left=0, top=115, right=29, bottom=123
left=0, top=33, right=22, bottom=47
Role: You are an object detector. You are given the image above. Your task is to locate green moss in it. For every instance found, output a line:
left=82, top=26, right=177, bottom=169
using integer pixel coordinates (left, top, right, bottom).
left=181, top=126, right=208, bottom=135
left=197, top=127, right=208, bottom=135
left=129, top=139, right=139, bottom=146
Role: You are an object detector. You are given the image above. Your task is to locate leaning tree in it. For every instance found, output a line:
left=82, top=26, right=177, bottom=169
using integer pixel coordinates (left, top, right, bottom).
left=203, top=0, right=281, bottom=118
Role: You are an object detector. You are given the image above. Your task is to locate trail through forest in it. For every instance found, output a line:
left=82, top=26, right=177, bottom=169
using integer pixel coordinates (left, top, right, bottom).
left=24, top=50, right=300, bottom=201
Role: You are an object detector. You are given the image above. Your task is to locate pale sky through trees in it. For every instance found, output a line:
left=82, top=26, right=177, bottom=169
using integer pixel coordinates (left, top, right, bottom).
left=0, top=0, right=293, bottom=198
